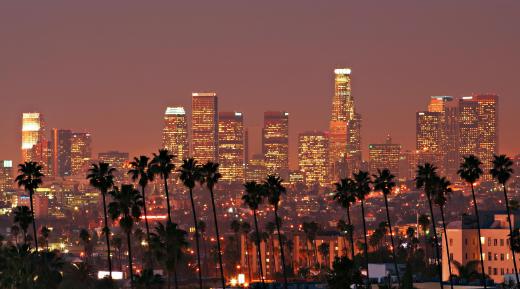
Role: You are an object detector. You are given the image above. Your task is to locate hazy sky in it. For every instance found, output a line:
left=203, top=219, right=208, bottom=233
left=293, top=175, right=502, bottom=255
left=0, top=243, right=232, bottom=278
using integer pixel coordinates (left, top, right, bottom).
left=1, top=1, right=519, bottom=167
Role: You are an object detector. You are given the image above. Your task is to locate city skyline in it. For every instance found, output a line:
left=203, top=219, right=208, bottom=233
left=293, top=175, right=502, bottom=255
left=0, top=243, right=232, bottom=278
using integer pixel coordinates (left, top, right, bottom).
left=1, top=1, right=519, bottom=167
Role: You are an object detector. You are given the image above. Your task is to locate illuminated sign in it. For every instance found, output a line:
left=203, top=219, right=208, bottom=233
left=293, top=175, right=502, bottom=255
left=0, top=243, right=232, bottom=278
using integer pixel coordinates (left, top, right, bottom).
left=165, top=107, right=186, bottom=115
left=3, top=160, right=12, bottom=168
left=334, top=68, right=351, bottom=75
left=98, top=271, right=123, bottom=280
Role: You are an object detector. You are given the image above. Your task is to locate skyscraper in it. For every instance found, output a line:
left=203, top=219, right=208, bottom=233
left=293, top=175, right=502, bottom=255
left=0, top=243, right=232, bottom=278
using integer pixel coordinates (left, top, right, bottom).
left=246, top=154, right=267, bottom=183
left=70, top=132, right=92, bottom=176
left=218, top=112, right=245, bottom=183
left=21, top=112, right=53, bottom=175
left=98, top=151, right=129, bottom=182
left=368, top=135, right=401, bottom=178
left=346, top=113, right=362, bottom=176
left=163, top=106, right=189, bottom=164
left=51, top=128, right=72, bottom=177
left=298, top=131, right=329, bottom=185
left=459, top=94, right=498, bottom=180
left=263, top=111, right=289, bottom=178
left=416, top=110, right=445, bottom=174
left=0, top=160, right=13, bottom=200
left=191, top=92, right=218, bottom=162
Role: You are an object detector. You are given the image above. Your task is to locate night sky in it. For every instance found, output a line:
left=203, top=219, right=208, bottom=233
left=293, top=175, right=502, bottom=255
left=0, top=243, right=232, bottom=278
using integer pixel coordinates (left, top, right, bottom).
left=1, top=1, right=519, bottom=167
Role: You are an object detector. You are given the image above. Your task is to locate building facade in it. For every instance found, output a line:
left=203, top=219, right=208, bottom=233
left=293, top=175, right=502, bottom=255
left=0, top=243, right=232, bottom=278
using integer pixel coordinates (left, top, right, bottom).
left=70, top=132, right=92, bottom=176
left=191, top=92, right=218, bottom=162
left=368, top=135, right=401, bottom=178
left=218, top=112, right=245, bottom=183
left=51, top=128, right=73, bottom=177
left=263, top=111, right=289, bottom=178
left=298, top=131, right=329, bottom=185
left=162, top=106, right=189, bottom=164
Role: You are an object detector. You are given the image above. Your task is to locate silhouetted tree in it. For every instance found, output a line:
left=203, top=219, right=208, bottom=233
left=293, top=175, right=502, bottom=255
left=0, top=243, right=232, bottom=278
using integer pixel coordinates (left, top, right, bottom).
left=353, top=170, right=372, bottom=286
left=333, top=178, right=356, bottom=259
left=433, top=176, right=454, bottom=289
left=13, top=206, right=32, bottom=245
left=150, top=149, right=175, bottom=223
left=327, top=257, right=363, bottom=289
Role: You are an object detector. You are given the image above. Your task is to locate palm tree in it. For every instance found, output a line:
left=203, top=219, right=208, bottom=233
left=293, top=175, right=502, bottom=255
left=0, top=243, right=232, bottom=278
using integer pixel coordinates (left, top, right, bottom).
left=333, top=178, right=356, bottom=259
left=178, top=158, right=203, bottom=289
left=264, top=175, right=289, bottom=289
left=13, top=206, right=33, bottom=244
left=128, top=155, right=155, bottom=266
left=302, top=221, right=319, bottom=268
left=416, top=163, right=443, bottom=289
left=199, top=161, right=226, bottom=289
left=373, top=168, right=400, bottom=286
left=458, top=155, right=487, bottom=287
left=432, top=176, right=454, bottom=289
left=15, top=161, right=44, bottom=251
left=352, top=170, right=372, bottom=286
left=265, top=221, right=277, bottom=274
left=86, top=162, right=116, bottom=276
left=451, top=260, right=483, bottom=283
left=150, top=222, right=188, bottom=289
left=318, top=242, right=330, bottom=269
left=108, top=184, right=144, bottom=289
left=40, top=226, right=51, bottom=251
left=327, top=256, right=363, bottom=289
left=242, top=181, right=267, bottom=289
left=79, top=229, right=92, bottom=263
left=241, top=221, right=253, bottom=282
left=491, top=154, right=517, bottom=283
left=150, top=149, right=176, bottom=223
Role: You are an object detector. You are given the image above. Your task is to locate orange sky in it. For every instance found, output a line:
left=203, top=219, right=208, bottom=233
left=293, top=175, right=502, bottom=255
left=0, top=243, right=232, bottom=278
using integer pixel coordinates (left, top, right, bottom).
left=0, top=1, right=518, bottom=168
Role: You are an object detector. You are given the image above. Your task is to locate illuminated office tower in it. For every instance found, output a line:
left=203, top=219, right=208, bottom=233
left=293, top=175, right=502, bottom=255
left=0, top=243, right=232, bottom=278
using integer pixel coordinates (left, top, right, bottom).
left=191, top=92, right=218, bottom=162
left=98, top=151, right=129, bottom=181
left=442, top=98, right=460, bottom=180
left=298, top=131, right=329, bottom=185
left=246, top=154, right=267, bottom=182
left=218, top=112, right=245, bottom=183
left=163, top=107, right=189, bottom=164
left=459, top=94, right=498, bottom=180
left=368, top=135, right=401, bottom=178
left=329, top=68, right=353, bottom=179
left=70, top=132, right=92, bottom=176
left=346, top=113, right=362, bottom=176
left=22, top=112, right=44, bottom=161
left=51, top=129, right=72, bottom=177
left=0, top=160, right=13, bottom=198
left=263, top=111, right=289, bottom=178
left=399, top=150, right=420, bottom=182
left=416, top=110, right=444, bottom=174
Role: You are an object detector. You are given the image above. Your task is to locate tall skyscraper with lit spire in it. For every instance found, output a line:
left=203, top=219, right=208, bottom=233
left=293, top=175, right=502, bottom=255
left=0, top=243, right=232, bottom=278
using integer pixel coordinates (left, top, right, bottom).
left=191, top=92, right=218, bottom=162
left=21, top=112, right=53, bottom=175
left=329, top=68, right=361, bottom=180
left=163, top=106, right=189, bottom=164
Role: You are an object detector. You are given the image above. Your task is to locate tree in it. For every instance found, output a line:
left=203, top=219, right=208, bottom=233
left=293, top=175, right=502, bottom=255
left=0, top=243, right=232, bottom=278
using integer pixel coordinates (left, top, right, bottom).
left=264, top=175, right=289, bottom=289
left=458, top=155, right=487, bottom=287
left=432, top=176, right=454, bottom=289
left=13, top=206, right=33, bottom=245
left=40, top=226, right=51, bottom=251
left=327, top=257, right=363, bottom=289
left=318, top=242, right=330, bottom=269
left=199, top=161, right=226, bottom=289
left=451, top=260, right=483, bottom=283
left=108, top=184, right=144, bottom=289
left=79, top=229, right=92, bottom=263
left=150, top=222, right=188, bottom=289
left=373, top=168, right=400, bottom=286
left=265, top=221, right=277, bottom=275
left=178, top=158, right=203, bottom=289
left=302, top=221, right=319, bottom=268
left=87, top=162, right=116, bottom=277
left=150, top=149, right=175, bottom=223
left=128, top=155, right=155, bottom=267
left=241, top=221, right=253, bottom=282
left=352, top=170, right=372, bottom=286
left=15, top=161, right=44, bottom=251
left=416, top=163, right=443, bottom=289
left=242, top=181, right=267, bottom=289
left=333, top=178, right=356, bottom=259
left=491, top=154, right=517, bottom=284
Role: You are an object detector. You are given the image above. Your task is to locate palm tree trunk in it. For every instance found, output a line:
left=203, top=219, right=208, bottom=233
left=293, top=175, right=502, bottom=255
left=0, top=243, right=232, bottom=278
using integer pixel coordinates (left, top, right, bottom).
left=502, top=184, right=519, bottom=284
left=126, top=231, right=134, bottom=289
left=274, top=207, right=289, bottom=289
left=271, top=238, right=276, bottom=275
left=245, top=234, right=253, bottom=283
left=101, top=191, right=113, bottom=277
left=209, top=187, right=226, bottom=289
left=29, top=189, right=39, bottom=252
left=360, top=200, right=370, bottom=287
left=313, top=241, right=318, bottom=268
left=439, top=205, right=454, bottom=289
left=163, top=175, right=172, bottom=223
left=188, top=188, right=203, bottom=289
left=174, top=265, right=179, bottom=289
left=253, top=210, right=267, bottom=289
left=141, top=184, right=153, bottom=269
left=383, top=194, right=401, bottom=286
left=346, top=204, right=355, bottom=260
left=425, top=192, right=444, bottom=289
left=167, top=271, right=171, bottom=289
left=470, top=183, right=488, bottom=288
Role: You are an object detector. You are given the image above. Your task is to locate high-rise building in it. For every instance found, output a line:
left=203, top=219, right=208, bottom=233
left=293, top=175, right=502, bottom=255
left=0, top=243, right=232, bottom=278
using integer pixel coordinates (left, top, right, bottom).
left=98, top=151, right=129, bottom=181
left=459, top=94, right=498, bottom=180
left=416, top=110, right=445, bottom=174
left=51, top=129, right=72, bottom=177
left=368, top=135, right=401, bottom=178
left=70, top=132, right=92, bottom=176
left=298, top=131, right=329, bottom=185
left=0, top=160, right=13, bottom=199
left=263, top=111, right=289, bottom=178
left=163, top=107, right=189, bottom=164
left=218, top=112, right=245, bottom=183
left=21, top=113, right=53, bottom=175
left=245, top=154, right=267, bottom=183
left=346, top=113, right=362, bottom=176
left=191, top=92, right=218, bottom=162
